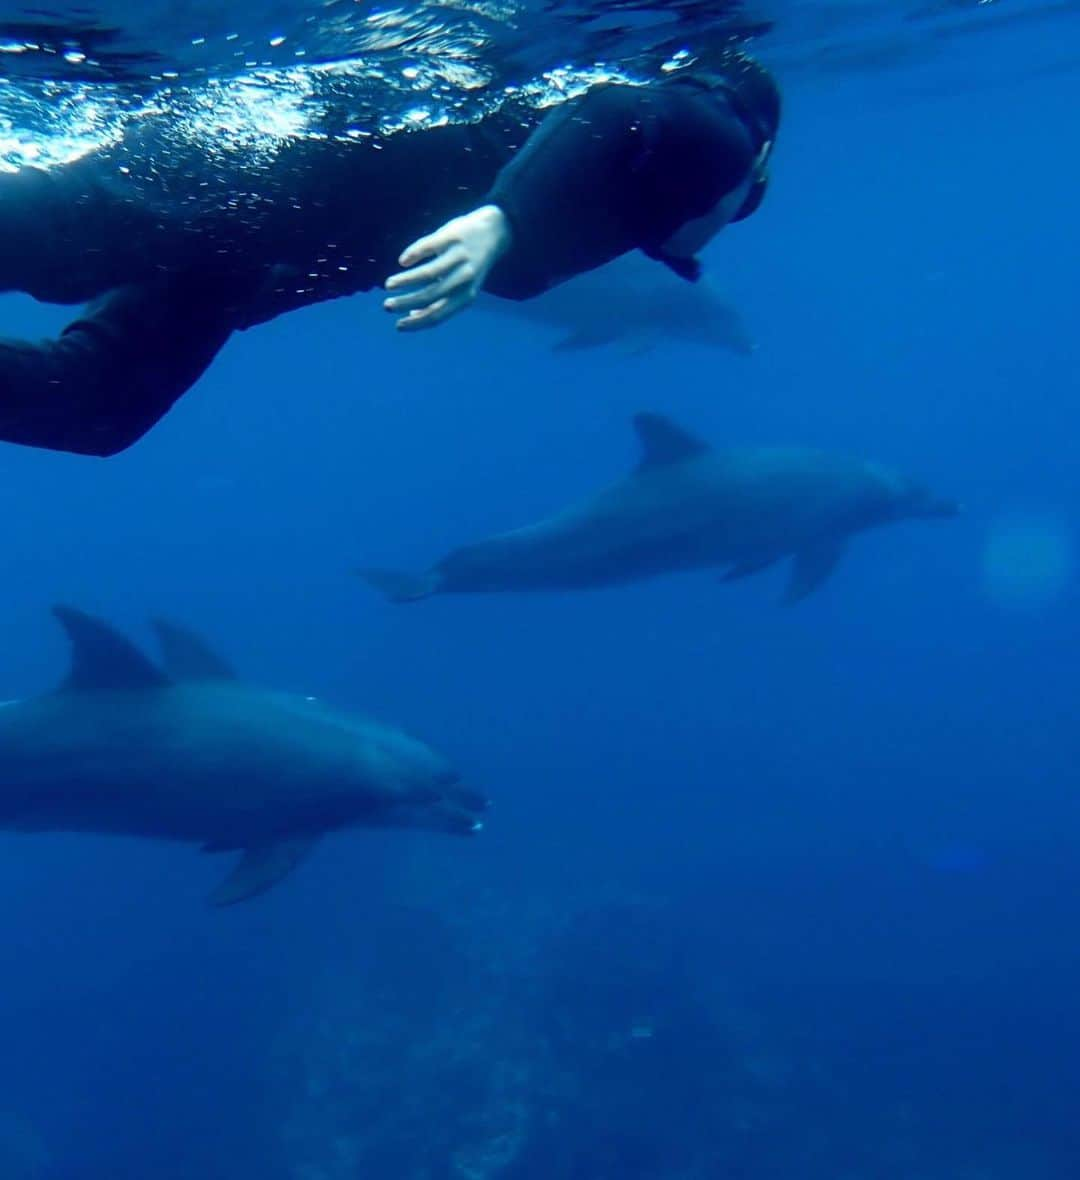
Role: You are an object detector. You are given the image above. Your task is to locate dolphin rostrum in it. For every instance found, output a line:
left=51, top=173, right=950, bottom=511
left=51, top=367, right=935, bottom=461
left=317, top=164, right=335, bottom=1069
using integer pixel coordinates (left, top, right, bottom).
left=0, top=608, right=487, bottom=905
left=358, top=413, right=959, bottom=605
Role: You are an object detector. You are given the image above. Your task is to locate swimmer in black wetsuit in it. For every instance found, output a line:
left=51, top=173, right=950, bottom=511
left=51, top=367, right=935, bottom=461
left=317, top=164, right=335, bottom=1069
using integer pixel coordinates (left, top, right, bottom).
left=0, top=52, right=779, bottom=457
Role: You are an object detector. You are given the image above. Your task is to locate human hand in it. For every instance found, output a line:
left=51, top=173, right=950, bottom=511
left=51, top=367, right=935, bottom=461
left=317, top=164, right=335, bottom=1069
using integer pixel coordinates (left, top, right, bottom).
left=384, top=204, right=512, bottom=332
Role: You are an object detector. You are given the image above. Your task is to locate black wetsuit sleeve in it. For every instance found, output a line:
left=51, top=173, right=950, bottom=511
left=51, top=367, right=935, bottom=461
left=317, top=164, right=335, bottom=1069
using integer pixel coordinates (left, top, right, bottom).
left=0, top=268, right=255, bottom=456
left=484, top=84, right=757, bottom=300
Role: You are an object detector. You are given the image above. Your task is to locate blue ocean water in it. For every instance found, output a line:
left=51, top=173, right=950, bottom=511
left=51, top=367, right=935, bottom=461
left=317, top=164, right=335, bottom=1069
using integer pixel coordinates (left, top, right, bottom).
left=0, top=2, right=1078, bottom=1176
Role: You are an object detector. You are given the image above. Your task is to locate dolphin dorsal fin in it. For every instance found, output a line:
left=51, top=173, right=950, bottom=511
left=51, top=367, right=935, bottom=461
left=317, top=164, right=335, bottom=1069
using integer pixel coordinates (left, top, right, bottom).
left=632, top=412, right=710, bottom=471
left=151, top=619, right=236, bottom=681
left=52, top=606, right=170, bottom=692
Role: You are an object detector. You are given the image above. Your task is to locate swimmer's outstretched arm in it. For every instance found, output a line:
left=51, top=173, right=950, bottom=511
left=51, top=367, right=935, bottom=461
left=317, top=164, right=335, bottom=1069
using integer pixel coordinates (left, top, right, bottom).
left=383, top=205, right=512, bottom=332
left=382, top=83, right=755, bottom=331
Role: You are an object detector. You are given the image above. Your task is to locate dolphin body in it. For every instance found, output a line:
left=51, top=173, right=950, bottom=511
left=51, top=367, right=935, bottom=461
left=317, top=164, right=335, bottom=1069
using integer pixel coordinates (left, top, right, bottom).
left=480, top=256, right=755, bottom=356
left=359, top=413, right=958, bottom=605
left=0, top=608, right=487, bottom=905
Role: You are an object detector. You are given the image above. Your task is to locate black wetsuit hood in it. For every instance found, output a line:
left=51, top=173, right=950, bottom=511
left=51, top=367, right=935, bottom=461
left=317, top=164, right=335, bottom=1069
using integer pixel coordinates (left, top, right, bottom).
left=675, top=51, right=781, bottom=152
left=642, top=55, right=780, bottom=280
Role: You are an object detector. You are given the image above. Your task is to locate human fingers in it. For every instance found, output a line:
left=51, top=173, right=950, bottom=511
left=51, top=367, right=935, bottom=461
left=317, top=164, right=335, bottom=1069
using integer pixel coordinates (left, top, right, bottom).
left=384, top=244, right=467, bottom=296
left=384, top=261, right=473, bottom=315
left=394, top=290, right=472, bottom=332
left=397, top=226, right=458, bottom=269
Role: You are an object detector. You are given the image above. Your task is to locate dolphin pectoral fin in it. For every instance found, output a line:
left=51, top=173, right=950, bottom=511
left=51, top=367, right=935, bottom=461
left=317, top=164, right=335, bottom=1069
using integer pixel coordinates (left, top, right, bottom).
left=618, top=328, right=660, bottom=357
left=208, top=836, right=320, bottom=907
left=783, top=540, right=847, bottom=605
left=151, top=619, right=237, bottom=681
left=722, top=556, right=780, bottom=584
left=553, top=327, right=615, bottom=352
left=355, top=567, right=441, bottom=604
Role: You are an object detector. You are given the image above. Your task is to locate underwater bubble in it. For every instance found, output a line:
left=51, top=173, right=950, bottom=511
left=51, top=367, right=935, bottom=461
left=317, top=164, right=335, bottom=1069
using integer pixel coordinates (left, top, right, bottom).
left=982, top=511, right=1074, bottom=610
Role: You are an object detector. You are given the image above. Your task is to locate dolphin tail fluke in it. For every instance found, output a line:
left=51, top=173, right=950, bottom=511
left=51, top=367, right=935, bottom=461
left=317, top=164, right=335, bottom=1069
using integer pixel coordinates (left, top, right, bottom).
left=209, top=835, right=320, bottom=907
left=355, top=567, right=441, bottom=603
left=783, top=539, right=847, bottom=606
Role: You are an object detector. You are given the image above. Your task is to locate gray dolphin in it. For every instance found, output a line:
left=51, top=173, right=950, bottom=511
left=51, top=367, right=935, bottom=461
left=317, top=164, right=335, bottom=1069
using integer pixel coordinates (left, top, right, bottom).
left=0, top=608, right=487, bottom=905
left=358, top=413, right=958, bottom=605
left=480, top=256, right=756, bottom=356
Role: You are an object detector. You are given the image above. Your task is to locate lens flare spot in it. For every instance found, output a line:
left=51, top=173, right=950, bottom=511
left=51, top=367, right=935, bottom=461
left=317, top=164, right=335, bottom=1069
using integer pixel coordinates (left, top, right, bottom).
left=982, top=512, right=1074, bottom=609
